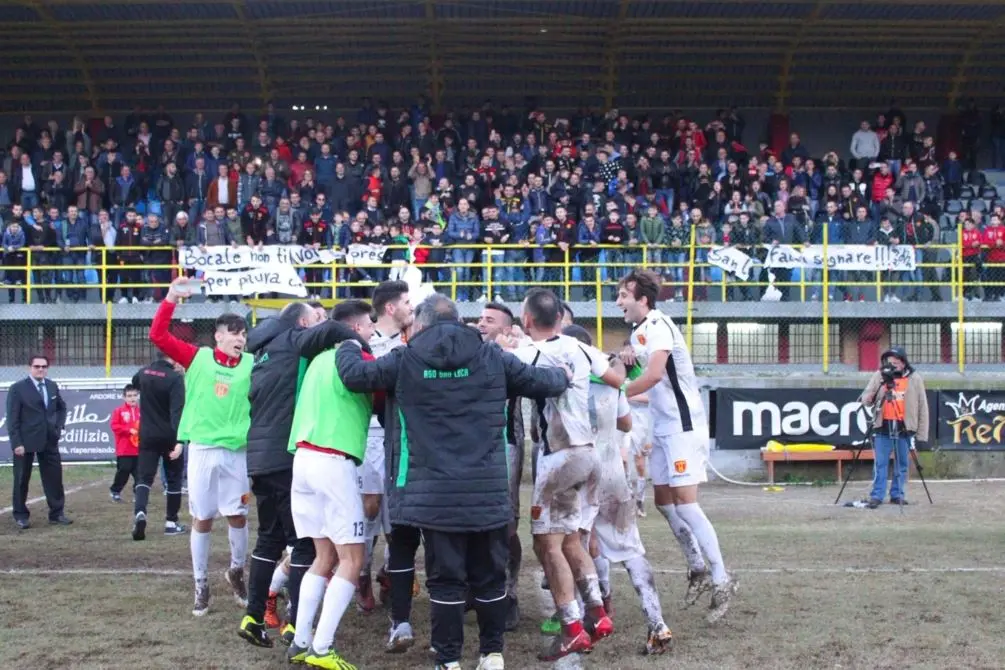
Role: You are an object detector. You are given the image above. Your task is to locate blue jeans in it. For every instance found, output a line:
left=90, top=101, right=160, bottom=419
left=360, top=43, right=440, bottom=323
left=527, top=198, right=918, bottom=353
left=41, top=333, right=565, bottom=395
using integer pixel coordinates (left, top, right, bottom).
left=870, top=433, right=910, bottom=502
left=504, top=249, right=527, bottom=300
left=188, top=199, right=206, bottom=224
left=20, top=191, right=40, bottom=209
left=667, top=251, right=687, bottom=284
left=412, top=197, right=427, bottom=221
left=887, top=160, right=902, bottom=178
left=451, top=247, right=475, bottom=300
left=61, top=251, right=86, bottom=301
left=655, top=188, right=675, bottom=212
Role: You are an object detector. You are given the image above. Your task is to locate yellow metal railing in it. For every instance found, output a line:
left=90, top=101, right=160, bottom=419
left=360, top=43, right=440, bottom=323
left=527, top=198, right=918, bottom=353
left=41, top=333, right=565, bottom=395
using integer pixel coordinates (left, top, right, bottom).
left=3, top=237, right=1001, bottom=372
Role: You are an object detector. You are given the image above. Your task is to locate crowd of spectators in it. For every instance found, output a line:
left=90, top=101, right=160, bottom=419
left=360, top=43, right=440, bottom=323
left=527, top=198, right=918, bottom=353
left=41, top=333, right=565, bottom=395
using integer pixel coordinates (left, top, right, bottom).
left=0, top=97, right=1003, bottom=305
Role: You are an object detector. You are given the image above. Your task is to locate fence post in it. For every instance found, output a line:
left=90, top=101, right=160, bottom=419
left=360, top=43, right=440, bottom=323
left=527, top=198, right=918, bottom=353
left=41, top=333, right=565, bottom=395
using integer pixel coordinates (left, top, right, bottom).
left=822, top=223, right=830, bottom=374
left=563, top=247, right=571, bottom=302
left=595, top=268, right=603, bottom=350
left=957, top=224, right=965, bottom=373
left=685, top=224, right=697, bottom=350
left=105, top=301, right=113, bottom=377
left=486, top=245, right=494, bottom=302
left=25, top=248, right=32, bottom=305
left=100, top=248, right=108, bottom=304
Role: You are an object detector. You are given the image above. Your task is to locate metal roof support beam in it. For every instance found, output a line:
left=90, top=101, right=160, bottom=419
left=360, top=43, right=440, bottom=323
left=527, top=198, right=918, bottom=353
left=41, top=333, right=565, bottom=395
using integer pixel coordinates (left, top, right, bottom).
left=775, top=1, right=828, bottom=113
left=948, top=18, right=1003, bottom=108
left=602, top=0, right=632, bottom=110
left=232, top=0, right=271, bottom=109
left=424, top=0, right=444, bottom=112
left=23, top=0, right=100, bottom=112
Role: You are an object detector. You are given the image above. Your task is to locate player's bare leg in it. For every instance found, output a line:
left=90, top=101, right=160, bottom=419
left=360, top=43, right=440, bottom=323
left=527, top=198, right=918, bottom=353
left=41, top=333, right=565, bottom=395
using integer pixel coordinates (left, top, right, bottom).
left=534, top=533, right=593, bottom=660
left=357, top=493, right=381, bottom=613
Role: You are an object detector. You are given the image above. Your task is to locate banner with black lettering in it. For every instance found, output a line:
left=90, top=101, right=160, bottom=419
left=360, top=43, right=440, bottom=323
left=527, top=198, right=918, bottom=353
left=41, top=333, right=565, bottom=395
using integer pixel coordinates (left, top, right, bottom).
left=203, top=265, right=308, bottom=298
left=707, top=244, right=917, bottom=278
left=345, top=243, right=388, bottom=267
left=936, top=390, right=1005, bottom=450
left=180, top=245, right=339, bottom=271
left=714, top=388, right=938, bottom=450
left=0, top=388, right=122, bottom=463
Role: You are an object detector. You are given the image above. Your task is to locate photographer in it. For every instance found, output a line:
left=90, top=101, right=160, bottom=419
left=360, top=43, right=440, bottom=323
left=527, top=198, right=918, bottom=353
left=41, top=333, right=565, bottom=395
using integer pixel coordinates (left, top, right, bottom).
left=859, top=347, right=929, bottom=508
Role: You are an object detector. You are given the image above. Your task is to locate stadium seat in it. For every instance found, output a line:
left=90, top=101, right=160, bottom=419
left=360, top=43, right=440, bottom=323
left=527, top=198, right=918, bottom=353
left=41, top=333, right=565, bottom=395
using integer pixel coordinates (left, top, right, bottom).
left=960, top=185, right=976, bottom=200
left=940, top=228, right=957, bottom=245
left=970, top=199, right=987, bottom=213
left=945, top=199, right=964, bottom=215
left=981, top=186, right=998, bottom=200
left=997, top=185, right=1005, bottom=201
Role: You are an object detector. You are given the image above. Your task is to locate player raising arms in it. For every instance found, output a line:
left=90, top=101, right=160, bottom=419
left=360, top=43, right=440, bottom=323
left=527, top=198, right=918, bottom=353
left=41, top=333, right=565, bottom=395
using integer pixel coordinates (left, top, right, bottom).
left=149, top=277, right=253, bottom=617
left=512, top=288, right=624, bottom=661
left=616, top=269, right=737, bottom=623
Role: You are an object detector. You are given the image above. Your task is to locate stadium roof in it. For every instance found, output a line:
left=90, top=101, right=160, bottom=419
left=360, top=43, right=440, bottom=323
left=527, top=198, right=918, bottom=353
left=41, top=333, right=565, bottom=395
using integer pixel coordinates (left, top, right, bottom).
left=3, top=0, right=1005, bottom=115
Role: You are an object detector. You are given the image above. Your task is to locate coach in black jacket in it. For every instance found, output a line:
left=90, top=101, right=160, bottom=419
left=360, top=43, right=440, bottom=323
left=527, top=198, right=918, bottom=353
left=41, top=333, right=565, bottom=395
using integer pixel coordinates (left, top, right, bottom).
left=130, top=355, right=185, bottom=540
left=239, top=302, right=369, bottom=647
left=7, top=355, right=69, bottom=529
left=336, top=294, right=568, bottom=669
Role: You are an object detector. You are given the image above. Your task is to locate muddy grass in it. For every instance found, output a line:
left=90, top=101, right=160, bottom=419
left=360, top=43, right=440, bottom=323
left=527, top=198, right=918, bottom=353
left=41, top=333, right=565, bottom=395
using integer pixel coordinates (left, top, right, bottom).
left=2, top=466, right=1004, bottom=669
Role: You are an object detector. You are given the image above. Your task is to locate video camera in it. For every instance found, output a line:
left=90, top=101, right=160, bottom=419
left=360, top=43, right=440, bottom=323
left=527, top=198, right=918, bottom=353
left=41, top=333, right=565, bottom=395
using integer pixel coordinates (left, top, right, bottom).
left=880, top=363, right=901, bottom=388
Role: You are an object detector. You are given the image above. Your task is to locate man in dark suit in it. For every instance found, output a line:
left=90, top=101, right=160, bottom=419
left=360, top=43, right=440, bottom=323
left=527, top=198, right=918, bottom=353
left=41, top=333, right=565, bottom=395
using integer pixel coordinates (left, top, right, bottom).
left=7, top=354, right=70, bottom=529
left=763, top=200, right=807, bottom=301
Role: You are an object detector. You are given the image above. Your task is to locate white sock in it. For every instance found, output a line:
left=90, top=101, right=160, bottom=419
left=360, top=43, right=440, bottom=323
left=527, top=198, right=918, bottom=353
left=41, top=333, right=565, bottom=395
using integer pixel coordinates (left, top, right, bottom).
left=190, top=529, right=211, bottom=582
left=382, top=537, right=390, bottom=571
left=624, top=556, right=665, bottom=629
left=536, top=570, right=555, bottom=618
left=311, top=576, right=357, bottom=655
left=228, top=525, right=248, bottom=569
left=675, top=503, right=728, bottom=585
left=657, top=503, right=706, bottom=573
left=636, top=478, right=647, bottom=503
left=593, top=555, right=611, bottom=598
left=270, top=564, right=289, bottom=594
left=293, top=572, right=326, bottom=649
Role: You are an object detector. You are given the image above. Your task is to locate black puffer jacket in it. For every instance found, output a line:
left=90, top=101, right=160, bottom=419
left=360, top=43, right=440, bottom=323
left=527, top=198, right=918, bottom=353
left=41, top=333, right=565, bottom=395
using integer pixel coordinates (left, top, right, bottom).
left=336, top=319, right=568, bottom=532
left=246, top=316, right=368, bottom=476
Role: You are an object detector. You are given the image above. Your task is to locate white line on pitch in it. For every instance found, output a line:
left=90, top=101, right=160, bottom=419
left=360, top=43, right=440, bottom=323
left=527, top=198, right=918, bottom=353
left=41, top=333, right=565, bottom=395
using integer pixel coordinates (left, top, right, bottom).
left=0, top=480, right=104, bottom=516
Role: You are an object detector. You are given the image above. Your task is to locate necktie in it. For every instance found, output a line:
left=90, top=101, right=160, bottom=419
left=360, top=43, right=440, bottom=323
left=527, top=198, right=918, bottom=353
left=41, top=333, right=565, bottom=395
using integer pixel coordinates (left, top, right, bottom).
left=37, top=381, right=48, bottom=408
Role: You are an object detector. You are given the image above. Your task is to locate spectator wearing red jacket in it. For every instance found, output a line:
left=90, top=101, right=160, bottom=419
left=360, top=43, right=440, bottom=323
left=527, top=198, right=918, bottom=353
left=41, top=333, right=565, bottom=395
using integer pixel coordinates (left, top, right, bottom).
left=981, top=214, right=1005, bottom=301
left=871, top=163, right=894, bottom=203
left=109, top=384, right=141, bottom=502
left=962, top=218, right=983, bottom=300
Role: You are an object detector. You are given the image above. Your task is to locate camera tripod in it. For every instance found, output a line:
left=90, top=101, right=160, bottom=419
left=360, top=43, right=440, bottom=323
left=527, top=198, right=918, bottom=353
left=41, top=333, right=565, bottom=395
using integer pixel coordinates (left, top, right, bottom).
left=833, top=394, right=933, bottom=508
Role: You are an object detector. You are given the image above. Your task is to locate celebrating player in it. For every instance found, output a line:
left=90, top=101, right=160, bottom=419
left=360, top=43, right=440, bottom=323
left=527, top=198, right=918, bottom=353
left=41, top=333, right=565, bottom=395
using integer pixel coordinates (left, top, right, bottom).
left=285, top=300, right=375, bottom=669
left=512, top=288, right=624, bottom=661
left=149, top=276, right=253, bottom=617
left=616, top=269, right=737, bottom=623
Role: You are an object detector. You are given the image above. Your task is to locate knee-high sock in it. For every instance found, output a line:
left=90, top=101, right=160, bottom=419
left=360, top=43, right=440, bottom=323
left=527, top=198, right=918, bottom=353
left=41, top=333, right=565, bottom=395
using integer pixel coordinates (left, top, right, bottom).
left=675, top=503, right=727, bottom=584
left=311, top=576, right=356, bottom=655
left=658, top=503, right=706, bottom=573
left=247, top=555, right=278, bottom=619
left=190, top=529, right=211, bottom=583
left=624, top=555, right=665, bottom=629
left=593, top=555, right=611, bottom=599
left=270, top=563, right=289, bottom=594
left=228, top=525, right=249, bottom=569
left=134, top=483, right=151, bottom=516
left=292, top=572, right=326, bottom=649
left=536, top=570, right=556, bottom=618
left=165, top=491, right=181, bottom=523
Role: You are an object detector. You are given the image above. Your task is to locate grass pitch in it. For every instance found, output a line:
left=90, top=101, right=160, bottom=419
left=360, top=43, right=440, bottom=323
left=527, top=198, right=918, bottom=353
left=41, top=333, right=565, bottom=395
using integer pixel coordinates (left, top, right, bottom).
left=2, top=466, right=1004, bottom=669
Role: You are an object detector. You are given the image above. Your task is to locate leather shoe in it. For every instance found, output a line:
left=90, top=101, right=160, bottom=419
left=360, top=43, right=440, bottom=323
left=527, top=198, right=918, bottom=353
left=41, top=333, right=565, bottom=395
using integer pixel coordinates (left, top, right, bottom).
left=14, top=519, right=30, bottom=530
left=48, top=515, right=73, bottom=526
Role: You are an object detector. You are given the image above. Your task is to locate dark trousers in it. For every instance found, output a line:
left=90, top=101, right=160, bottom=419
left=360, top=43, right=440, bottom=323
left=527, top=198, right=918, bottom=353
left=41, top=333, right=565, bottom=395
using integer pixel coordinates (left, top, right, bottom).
left=134, top=442, right=184, bottom=523
left=247, top=468, right=316, bottom=623
left=389, top=523, right=423, bottom=625
left=424, top=526, right=509, bottom=665
left=11, top=445, right=65, bottom=522
left=110, top=455, right=138, bottom=494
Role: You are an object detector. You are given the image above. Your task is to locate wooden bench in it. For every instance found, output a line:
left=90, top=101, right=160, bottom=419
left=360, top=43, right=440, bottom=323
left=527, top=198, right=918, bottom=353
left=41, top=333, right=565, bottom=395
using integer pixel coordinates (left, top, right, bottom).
left=762, top=449, right=877, bottom=484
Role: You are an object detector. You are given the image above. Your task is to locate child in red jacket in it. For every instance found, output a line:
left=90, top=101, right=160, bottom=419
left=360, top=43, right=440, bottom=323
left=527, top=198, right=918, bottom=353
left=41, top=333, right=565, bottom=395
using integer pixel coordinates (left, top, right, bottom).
left=109, top=384, right=141, bottom=502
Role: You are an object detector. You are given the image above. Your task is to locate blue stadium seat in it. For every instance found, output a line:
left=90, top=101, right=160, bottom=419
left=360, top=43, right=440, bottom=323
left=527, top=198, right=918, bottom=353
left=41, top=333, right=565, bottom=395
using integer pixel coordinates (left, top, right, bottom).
left=981, top=186, right=998, bottom=200
left=960, top=185, right=976, bottom=200
left=945, top=199, right=964, bottom=214
left=970, top=199, right=987, bottom=213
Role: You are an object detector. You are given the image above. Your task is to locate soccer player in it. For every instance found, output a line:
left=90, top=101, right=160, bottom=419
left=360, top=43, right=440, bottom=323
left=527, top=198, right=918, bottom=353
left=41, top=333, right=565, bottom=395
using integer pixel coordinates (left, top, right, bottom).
left=616, top=269, right=736, bottom=623
left=512, top=288, right=624, bottom=661
left=149, top=277, right=253, bottom=617
left=564, top=325, right=674, bottom=655
left=359, top=281, right=420, bottom=654
left=129, top=356, right=186, bottom=540
left=285, top=300, right=375, bottom=669
left=476, top=302, right=525, bottom=631
left=622, top=353, right=652, bottom=517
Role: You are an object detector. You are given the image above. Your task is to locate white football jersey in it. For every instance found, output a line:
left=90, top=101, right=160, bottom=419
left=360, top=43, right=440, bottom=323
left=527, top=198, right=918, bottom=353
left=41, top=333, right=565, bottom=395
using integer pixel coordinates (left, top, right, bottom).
left=368, top=328, right=406, bottom=432
left=630, top=309, right=705, bottom=436
left=514, top=334, right=610, bottom=453
left=589, top=383, right=631, bottom=498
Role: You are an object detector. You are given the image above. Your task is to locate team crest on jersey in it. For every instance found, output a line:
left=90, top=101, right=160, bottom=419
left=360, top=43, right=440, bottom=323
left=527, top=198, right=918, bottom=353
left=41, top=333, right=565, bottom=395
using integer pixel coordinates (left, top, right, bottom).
left=214, top=381, right=230, bottom=398
left=637, top=334, right=647, bottom=346
left=530, top=505, right=542, bottom=520
left=240, top=492, right=250, bottom=506
left=673, top=459, right=687, bottom=474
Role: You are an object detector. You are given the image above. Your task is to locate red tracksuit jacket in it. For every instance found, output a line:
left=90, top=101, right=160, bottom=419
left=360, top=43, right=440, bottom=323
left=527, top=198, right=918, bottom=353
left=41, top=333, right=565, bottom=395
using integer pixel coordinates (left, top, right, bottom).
left=110, top=403, right=141, bottom=457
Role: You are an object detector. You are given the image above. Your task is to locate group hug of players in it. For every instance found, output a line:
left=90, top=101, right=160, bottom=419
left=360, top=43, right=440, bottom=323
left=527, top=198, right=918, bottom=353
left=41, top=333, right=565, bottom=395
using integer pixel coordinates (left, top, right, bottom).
left=127, top=269, right=734, bottom=670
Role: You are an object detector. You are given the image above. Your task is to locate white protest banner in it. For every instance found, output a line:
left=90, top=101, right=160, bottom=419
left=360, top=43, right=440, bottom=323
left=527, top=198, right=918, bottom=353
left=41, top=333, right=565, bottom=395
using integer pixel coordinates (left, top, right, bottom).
left=707, top=246, right=753, bottom=280
left=202, top=265, right=308, bottom=297
left=345, top=243, right=388, bottom=267
left=180, top=245, right=339, bottom=271
left=763, top=244, right=916, bottom=272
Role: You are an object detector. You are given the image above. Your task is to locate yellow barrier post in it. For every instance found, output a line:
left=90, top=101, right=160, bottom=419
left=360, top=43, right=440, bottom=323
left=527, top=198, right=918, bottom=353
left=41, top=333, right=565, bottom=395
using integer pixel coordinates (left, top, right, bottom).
left=957, top=224, right=965, bottom=373
left=450, top=262, right=457, bottom=301
left=595, top=268, right=603, bottom=350
left=563, top=247, right=571, bottom=302
left=822, top=223, right=830, bottom=374
left=25, top=248, right=32, bottom=305
left=251, top=306, right=258, bottom=327
left=100, top=248, right=108, bottom=304
left=685, top=225, right=697, bottom=350
left=105, top=301, right=113, bottom=377
left=486, top=245, right=494, bottom=302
